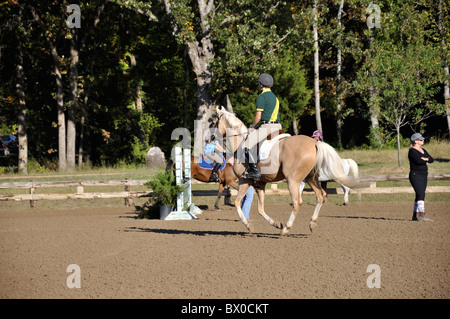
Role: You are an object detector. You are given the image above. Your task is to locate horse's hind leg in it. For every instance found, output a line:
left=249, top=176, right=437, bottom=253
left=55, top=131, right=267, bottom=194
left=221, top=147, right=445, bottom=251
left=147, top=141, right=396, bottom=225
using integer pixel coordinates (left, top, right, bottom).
left=280, top=180, right=303, bottom=236
left=342, top=184, right=349, bottom=205
left=306, top=175, right=325, bottom=232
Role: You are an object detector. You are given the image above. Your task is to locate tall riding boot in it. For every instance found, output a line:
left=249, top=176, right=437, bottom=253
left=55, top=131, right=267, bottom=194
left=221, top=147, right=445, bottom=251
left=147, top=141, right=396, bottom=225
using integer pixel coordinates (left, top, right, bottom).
left=209, top=163, right=221, bottom=182
left=244, top=147, right=261, bottom=181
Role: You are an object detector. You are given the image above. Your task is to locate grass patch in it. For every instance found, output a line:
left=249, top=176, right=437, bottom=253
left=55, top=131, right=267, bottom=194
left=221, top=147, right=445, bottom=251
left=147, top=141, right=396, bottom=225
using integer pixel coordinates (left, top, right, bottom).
left=339, top=140, right=450, bottom=175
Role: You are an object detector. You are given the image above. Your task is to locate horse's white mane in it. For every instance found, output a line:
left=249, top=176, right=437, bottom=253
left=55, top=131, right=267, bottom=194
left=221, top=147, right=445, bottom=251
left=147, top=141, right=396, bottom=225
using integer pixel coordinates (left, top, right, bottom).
left=217, top=108, right=247, bottom=133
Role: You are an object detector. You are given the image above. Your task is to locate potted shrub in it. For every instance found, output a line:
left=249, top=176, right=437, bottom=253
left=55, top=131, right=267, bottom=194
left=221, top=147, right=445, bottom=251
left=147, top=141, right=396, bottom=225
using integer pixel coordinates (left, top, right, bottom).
left=142, top=172, right=183, bottom=219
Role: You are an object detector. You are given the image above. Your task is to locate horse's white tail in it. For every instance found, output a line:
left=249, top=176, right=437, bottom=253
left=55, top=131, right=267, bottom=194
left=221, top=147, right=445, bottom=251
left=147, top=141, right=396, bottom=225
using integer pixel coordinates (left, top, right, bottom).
left=344, top=158, right=359, bottom=178
left=314, top=143, right=361, bottom=189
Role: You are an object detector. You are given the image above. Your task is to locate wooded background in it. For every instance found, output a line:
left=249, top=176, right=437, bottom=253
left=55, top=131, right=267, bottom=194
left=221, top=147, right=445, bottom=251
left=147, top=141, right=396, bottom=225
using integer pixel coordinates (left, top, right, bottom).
left=1, top=0, right=449, bottom=173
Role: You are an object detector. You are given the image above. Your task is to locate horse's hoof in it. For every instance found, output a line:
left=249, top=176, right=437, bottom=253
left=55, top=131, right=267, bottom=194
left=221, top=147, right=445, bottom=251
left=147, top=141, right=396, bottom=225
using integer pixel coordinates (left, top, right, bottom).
left=309, top=221, right=318, bottom=232
left=214, top=206, right=221, bottom=211
left=246, top=222, right=254, bottom=233
left=280, top=227, right=289, bottom=236
left=274, top=220, right=283, bottom=229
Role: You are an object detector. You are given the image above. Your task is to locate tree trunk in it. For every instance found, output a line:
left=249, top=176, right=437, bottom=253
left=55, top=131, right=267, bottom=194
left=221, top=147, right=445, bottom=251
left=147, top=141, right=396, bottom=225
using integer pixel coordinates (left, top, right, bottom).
left=78, top=108, right=86, bottom=169
left=439, top=0, right=450, bottom=139
left=29, top=5, right=66, bottom=170
left=50, top=45, right=66, bottom=171
left=183, top=46, right=189, bottom=128
left=224, top=94, right=233, bottom=113
left=187, top=0, right=216, bottom=158
left=367, top=34, right=379, bottom=130
left=292, top=118, right=299, bottom=135
left=396, top=124, right=402, bottom=167
left=336, top=0, right=345, bottom=147
left=129, top=53, right=145, bottom=149
left=15, top=11, right=27, bottom=173
left=313, top=0, right=323, bottom=134
left=72, top=3, right=105, bottom=167
left=160, top=0, right=216, bottom=157
left=445, top=65, right=450, bottom=138
left=67, top=29, right=78, bottom=170
left=129, top=54, right=142, bottom=111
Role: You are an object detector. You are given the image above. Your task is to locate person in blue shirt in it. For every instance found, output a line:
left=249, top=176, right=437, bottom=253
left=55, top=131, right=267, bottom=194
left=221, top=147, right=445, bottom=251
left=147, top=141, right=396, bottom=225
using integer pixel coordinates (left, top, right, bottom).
left=241, top=186, right=254, bottom=219
left=204, top=135, right=225, bottom=182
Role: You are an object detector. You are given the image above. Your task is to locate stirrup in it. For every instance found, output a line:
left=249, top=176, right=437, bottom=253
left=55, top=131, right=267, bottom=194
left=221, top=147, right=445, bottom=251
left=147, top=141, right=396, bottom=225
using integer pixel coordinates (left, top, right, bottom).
left=209, top=172, right=220, bottom=182
left=244, top=168, right=261, bottom=181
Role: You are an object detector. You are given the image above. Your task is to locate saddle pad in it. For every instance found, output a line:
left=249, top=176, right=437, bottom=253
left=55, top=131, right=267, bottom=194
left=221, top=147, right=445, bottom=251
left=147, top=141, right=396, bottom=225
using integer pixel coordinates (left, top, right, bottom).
left=259, top=133, right=291, bottom=161
left=198, top=154, right=226, bottom=170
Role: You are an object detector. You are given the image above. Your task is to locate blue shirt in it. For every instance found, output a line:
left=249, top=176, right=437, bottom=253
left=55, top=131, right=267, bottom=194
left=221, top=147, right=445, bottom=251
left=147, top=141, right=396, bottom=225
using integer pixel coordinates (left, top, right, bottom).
left=204, top=140, right=219, bottom=154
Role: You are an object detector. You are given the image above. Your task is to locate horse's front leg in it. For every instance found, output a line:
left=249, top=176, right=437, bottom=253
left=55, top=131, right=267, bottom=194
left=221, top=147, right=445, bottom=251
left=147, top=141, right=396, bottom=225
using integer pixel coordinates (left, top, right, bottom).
left=214, top=183, right=225, bottom=210
left=223, top=186, right=232, bottom=206
left=255, top=184, right=283, bottom=230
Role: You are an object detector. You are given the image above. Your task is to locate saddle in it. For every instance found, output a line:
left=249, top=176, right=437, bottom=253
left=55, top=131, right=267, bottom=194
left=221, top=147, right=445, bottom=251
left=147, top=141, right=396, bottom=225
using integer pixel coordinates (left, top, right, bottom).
left=259, top=133, right=291, bottom=161
left=198, top=154, right=226, bottom=170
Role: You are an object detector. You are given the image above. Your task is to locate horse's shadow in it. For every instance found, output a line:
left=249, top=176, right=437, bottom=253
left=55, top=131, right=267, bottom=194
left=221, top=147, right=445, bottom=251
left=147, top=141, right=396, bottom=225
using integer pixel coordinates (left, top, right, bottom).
left=124, top=226, right=309, bottom=239
left=322, top=215, right=406, bottom=221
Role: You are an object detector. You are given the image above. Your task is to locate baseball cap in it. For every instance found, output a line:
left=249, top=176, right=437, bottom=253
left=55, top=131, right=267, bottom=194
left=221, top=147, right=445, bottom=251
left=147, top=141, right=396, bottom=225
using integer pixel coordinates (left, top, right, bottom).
left=410, top=133, right=425, bottom=142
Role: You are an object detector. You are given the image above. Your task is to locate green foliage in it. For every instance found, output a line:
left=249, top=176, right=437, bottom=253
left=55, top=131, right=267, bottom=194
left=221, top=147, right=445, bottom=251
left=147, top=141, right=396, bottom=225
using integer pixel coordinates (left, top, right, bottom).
left=353, top=0, right=446, bottom=151
left=1, top=0, right=448, bottom=174
left=143, top=172, right=183, bottom=207
left=210, top=0, right=291, bottom=95
left=123, top=111, right=163, bottom=164
left=272, top=51, right=312, bottom=132
left=231, top=51, right=311, bottom=133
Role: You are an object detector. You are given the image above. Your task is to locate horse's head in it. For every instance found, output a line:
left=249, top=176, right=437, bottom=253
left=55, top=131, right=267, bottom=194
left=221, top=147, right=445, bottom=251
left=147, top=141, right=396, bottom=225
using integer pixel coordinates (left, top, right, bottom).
left=213, top=105, right=247, bottom=136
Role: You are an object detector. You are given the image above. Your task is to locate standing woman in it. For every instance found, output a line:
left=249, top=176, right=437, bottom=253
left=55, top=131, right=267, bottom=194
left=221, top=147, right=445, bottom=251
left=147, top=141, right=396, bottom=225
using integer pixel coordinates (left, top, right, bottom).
left=408, top=133, right=434, bottom=221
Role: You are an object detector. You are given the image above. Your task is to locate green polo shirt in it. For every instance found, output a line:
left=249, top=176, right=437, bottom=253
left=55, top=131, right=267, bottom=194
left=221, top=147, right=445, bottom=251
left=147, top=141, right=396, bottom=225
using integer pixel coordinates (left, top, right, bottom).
left=256, top=88, right=280, bottom=122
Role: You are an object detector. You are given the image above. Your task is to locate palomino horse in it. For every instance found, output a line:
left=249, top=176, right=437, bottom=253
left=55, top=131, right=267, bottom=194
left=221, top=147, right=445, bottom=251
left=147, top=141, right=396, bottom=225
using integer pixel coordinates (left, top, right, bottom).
left=213, top=107, right=361, bottom=235
left=166, top=156, right=238, bottom=210
left=300, top=158, right=359, bottom=205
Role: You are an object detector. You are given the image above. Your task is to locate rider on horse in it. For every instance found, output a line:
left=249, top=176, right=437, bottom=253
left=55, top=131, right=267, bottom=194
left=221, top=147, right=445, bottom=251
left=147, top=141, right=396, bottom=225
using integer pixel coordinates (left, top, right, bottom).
left=244, top=73, right=282, bottom=181
left=204, top=135, right=225, bottom=182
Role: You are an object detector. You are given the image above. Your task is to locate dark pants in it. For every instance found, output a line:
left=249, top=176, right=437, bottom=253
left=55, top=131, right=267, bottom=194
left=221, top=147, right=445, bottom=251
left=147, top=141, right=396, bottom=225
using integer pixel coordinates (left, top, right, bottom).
left=409, top=171, right=427, bottom=202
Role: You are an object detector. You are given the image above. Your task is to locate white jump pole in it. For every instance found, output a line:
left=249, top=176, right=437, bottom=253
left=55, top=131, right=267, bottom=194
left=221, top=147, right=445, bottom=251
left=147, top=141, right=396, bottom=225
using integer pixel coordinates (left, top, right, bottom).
left=164, top=146, right=202, bottom=220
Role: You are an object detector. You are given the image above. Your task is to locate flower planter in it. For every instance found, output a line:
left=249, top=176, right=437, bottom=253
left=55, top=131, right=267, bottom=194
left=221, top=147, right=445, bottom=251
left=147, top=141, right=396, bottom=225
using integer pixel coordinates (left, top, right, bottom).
left=160, top=205, right=173, bottom=220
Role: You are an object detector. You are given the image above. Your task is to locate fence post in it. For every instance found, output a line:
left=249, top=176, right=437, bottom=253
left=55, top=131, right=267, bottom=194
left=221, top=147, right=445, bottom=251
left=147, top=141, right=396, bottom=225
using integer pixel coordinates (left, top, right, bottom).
left=76, top=184, right=84, bottom=194
left=29, top=180, right=36, bottom=208
left=124, top=177, right=133, bottom=206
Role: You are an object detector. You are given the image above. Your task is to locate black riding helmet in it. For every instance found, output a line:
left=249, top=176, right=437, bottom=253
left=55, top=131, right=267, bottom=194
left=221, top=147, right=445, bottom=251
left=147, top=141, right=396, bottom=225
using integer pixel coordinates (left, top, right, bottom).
left=205, top=135, right=216, bottom=142
left=257, top=73, right=274, bottom=88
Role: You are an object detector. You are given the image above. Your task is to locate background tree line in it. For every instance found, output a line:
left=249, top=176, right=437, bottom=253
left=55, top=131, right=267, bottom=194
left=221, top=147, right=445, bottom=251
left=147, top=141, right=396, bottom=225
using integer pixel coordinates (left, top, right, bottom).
left=1, top=0, right=448, bottom=173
